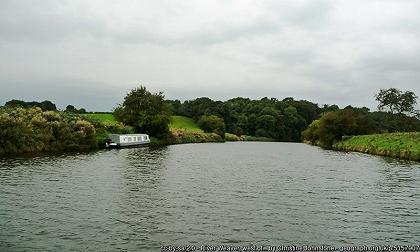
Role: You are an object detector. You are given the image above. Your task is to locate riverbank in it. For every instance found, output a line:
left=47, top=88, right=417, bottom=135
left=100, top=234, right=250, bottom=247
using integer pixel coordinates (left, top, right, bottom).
left=0, top=109, right=275, bottom=155
left=166, top=116, right=274, bottom=145
left=333, top=132, right=420, bottom=161
left=165, top=116, right=224, bottom=145
left=225, top=133, right=274, bottom=142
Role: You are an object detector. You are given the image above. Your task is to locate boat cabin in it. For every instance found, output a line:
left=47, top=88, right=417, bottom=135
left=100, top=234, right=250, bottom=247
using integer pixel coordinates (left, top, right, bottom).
left=106, top=134, right=150, bottom=148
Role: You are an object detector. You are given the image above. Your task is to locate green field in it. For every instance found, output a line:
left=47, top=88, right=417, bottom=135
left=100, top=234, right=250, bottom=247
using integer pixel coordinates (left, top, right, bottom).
left=83, top=113, right=116, bottom=122
left=333, top=132, right=420, bottom=161
left=84, top=114, right=202, bottom=132
left=169, top=116, right=203, bottom=132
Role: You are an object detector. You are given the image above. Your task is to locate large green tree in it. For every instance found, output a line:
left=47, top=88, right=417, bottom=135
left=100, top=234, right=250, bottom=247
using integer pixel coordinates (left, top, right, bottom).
left=113, top=86, right=171, bottom=138
left=375, top=88, right=418, bottom=115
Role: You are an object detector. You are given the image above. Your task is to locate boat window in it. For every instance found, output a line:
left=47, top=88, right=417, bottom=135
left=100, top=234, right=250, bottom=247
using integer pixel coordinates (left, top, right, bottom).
left=128, top=137, right=132, bottom=142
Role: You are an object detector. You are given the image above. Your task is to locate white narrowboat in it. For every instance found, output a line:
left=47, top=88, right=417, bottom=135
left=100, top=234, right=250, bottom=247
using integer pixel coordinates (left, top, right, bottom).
left=105, top=134, right=150, bottom=148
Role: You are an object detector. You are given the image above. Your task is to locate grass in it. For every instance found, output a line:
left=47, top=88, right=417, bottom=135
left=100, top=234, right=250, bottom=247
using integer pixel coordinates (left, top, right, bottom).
left=168, top=116, right=223, bottom=144
left=333, top=132, right=420, bottom=161
left=169, top=116, right=203, bottom=132
left=83, top=113, right=116, bottom=122
left=84, top=114, right=200, bottom=130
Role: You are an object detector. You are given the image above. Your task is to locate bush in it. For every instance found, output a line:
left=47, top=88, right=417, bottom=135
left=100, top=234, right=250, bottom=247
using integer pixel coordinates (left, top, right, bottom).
left=197, top=115, right=226, bottom=138
left=0, top=107, right=98, bottom=154
left=240, top=135, right=275, bottom=142
left=170, top=129, right=224, bottom=144
left=302, top=119, right=320, bottom=144
left=309, top=108, right=376, bottom=147
left=82, top=117, right=134, bottom=146
left=225, top=133, right=241, bottom=141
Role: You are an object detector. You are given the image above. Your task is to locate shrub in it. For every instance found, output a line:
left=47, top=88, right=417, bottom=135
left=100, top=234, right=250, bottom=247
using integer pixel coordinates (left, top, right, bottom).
left=0, top=107, right=98, bottom=154
left=225, top=133, right=241, bottom=141
left=197, top=115, right=226, bottom=138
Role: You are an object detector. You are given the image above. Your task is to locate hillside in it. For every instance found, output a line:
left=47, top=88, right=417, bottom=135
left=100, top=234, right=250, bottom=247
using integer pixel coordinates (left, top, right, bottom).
left=169, top=116, right=203, bottom=132
left=83, top=113, right=116, bottom=123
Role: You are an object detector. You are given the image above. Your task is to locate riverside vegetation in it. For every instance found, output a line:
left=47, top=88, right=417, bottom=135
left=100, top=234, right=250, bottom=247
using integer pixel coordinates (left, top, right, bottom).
left=333, top=132, right=420, bottom=161
left=0, top=107, right=132, bottom=154
left=1, top=86, right=419, bottom=160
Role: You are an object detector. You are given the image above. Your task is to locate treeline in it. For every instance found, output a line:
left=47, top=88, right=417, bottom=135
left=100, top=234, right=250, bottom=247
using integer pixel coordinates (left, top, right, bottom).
left=303, top=88, right=420, bottom=148
left=167, top=97, right=337, bottom=141
left=2, top=86, right=419, bottom=154
left=5, top=99, right=57, bottom=111
left=4, top=99, right=87, bottom=114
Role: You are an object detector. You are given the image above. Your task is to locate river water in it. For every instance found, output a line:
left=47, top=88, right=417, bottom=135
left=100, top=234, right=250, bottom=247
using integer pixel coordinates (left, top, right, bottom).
left=0, top=142, right=419, bottom=251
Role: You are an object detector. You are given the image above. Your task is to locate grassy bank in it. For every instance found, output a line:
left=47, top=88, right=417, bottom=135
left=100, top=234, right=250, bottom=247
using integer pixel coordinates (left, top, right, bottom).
left=333, top=132, right=420, bottom=161
left=167, top=116, right=224, bottom=145
left=168, top=116, right=275, bottom=144
left=169, top=129, right=223, bottom=144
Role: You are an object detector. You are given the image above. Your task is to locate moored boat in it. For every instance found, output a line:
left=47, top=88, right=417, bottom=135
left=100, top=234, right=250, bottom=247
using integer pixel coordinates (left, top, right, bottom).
left=105, top=134, right=150, bottom=148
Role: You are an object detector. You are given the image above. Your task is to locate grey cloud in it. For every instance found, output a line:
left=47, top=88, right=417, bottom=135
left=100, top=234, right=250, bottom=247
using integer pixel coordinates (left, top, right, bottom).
left=0, top=0, right=420, bottom=111
left=283, top=0, right=333, bottom=28
left=0, top=0, right=278, bottom=46
left=0, top=1, right=101, bottom=43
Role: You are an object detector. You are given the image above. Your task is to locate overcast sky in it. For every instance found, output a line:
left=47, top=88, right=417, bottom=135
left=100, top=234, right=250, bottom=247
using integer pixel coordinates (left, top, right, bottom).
left=1, top=0, right=419, bottom=111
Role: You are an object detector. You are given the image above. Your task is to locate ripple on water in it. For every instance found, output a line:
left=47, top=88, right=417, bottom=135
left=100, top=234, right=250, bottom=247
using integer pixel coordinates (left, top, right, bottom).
left=0, top=143, right=419, bottom=251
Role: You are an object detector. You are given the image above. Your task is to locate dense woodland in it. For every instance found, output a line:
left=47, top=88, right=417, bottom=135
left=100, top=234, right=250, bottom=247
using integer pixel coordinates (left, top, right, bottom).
left=167, top=97, right=336, bottom=141
left=167, top=90, right=420, bottom=146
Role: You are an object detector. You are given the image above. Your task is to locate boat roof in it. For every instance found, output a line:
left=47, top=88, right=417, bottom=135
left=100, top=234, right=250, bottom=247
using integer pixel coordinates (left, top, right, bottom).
left=109, top=134, right=149, bottom=137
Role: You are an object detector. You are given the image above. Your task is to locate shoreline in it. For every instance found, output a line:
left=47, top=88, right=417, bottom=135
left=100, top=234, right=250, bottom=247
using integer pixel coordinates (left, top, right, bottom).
left=304, top=132, right=420, bottom=162
left=332, top=132, right=420, bottom=162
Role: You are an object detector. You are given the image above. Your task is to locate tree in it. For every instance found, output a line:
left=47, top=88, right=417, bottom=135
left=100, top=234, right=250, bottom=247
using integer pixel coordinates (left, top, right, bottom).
left=65, top=105, right=87, bottom=114
left=255, top=114, right=276, bottom=138
left=375, top=88, right=418, bottom=115
left=65, top=105, right=78, bottom=113
left=4, top=99, right=56, bottom=111
left=5, top=99, right=27, bottom=108
left=197, top=115, right=226, bottom=137
left=39, top=100, right=57, bottom=111
left=113, top=86, right=171, bottom=138
left=317, top=108, right=377, bottom=147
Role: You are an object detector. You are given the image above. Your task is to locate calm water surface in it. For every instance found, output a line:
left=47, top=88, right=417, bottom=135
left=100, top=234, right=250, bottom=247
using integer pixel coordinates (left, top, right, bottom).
left=0, top=142, right=419, bottom=251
